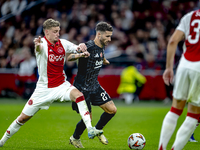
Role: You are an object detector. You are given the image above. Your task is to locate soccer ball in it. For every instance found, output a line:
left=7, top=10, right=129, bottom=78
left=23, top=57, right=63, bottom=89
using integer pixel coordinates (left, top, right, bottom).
left=127, top=133, right=146, bottom=149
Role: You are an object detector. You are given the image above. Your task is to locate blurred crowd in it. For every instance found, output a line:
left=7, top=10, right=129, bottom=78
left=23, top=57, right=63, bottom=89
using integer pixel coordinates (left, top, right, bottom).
left=0, top=0, right=199, bottom=78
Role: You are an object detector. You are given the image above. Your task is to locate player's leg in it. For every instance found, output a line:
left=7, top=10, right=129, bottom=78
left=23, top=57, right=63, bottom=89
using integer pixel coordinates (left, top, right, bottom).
left=91, top=86, right=117, bottom=144
left=95, top=86, right=117, bottom=131
left=158, top=98, right=185, bottom=150
left=96, top=100, right=117, bottom=130
left=171, top=104, right=200, bottom=150
left=95, top=100, right=117, bottom=145
left=71, top=98, right=92, bottom=139
left=0, top=99, right=40, bottom=147
left=0, top=113, right=32, bottom=147
left=158, top=67, right=191, bottom=150
left=177, top=69, right=200, bottom=147
left=69, top=88, right=102, bottom=139
left=69, top=91, right=92, bottom=148
left=70, top=89, right=92, bottom=130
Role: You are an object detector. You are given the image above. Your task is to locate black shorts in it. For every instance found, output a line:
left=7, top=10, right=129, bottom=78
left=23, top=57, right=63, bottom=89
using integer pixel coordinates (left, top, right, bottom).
left=72, top=86, right=111, bottom=113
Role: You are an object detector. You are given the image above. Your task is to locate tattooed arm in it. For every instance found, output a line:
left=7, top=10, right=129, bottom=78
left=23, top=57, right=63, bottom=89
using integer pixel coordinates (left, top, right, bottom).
left=67, top=51, right=90, bottom=61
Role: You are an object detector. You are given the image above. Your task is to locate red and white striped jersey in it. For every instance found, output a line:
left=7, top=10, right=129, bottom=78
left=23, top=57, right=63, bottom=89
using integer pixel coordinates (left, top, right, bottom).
left=35, top=37, right=77, bottom=88
left=177, top=10, right=200, bottom=72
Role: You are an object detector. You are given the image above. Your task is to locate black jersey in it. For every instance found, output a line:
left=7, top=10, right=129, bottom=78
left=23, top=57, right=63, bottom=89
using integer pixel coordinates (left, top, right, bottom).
left=73, top=40, right=104, bottom=91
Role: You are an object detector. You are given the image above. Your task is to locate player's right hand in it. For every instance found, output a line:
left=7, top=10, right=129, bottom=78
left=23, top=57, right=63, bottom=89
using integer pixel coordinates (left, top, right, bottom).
left=34, top=36, right=43, bottom=46
left=163, top=68, right=174, bottom=86
left=34, top=36, right=43, bottom=52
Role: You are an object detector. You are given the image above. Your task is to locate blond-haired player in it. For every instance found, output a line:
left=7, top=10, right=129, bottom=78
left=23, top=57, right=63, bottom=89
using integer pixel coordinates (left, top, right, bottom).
left=0, top=18, right=102, bottom=148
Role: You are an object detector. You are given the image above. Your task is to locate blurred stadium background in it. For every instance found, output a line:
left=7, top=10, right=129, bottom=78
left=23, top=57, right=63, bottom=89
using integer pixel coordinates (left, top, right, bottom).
left=0, top=0, right=199, bottom=101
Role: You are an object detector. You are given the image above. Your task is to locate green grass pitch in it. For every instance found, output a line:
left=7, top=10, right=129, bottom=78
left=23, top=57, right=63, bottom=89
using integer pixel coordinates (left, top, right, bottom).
left=0, top=99, right=199, bottom=150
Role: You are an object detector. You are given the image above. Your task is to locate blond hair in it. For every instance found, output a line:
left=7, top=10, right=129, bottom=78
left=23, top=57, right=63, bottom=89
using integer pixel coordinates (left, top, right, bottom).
left=43, top=18, right=60, bottom=32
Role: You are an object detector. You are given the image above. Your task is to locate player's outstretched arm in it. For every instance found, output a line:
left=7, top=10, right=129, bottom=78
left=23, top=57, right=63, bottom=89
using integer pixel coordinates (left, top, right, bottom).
left=67, top=52, right=90, bottom=61
left=34, top=36, right=43, bottom=52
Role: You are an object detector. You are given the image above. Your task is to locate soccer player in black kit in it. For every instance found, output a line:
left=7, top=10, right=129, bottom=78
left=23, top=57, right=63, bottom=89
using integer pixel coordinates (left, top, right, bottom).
left=67, top=22, right=117, bottom=148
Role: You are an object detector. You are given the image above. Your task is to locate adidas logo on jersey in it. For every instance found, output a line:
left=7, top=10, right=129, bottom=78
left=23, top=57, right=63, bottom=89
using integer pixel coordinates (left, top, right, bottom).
left=94, top=53, right=99, bottom=58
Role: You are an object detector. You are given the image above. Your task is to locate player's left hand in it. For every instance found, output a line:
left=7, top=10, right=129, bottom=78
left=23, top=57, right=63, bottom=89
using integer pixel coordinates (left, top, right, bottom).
left=77, top=43, right=87, bottom=53
left=80, top=51, right=90, bottom=58
left=103, top=58, right=110, bottom=65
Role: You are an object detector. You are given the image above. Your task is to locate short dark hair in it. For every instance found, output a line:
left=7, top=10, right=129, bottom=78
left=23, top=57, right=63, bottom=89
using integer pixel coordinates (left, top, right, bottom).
left=95, top=22, right=113, bottom=32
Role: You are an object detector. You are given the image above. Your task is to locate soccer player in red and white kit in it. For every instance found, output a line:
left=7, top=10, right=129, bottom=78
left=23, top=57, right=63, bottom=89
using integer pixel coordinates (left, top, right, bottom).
left=158, top=8, right=200, bottom=150
left=0, top=18, right=102, bottom=148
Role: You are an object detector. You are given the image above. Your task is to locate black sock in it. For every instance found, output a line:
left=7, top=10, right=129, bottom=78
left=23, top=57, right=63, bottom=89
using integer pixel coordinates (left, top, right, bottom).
left=95, top=112, right=115, bottom=130
left=73, top=119, right=86, bottom=139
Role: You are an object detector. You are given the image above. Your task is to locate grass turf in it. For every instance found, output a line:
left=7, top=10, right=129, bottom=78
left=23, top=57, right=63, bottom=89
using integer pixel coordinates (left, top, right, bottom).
left=0, top=98, right=199, bottom=150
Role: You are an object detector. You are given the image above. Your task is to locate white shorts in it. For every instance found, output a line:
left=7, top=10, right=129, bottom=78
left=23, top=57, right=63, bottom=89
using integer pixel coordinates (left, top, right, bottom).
left=173, top=67, right=200, bottom=106
left=22, top=81, right=76, bottom=116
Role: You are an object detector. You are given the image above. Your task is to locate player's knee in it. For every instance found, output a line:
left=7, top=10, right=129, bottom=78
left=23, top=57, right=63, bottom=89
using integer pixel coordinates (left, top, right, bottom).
left=70, top=89, right=84, bottom=102
left=17, top=118, right=26, bottom=124
left=112, top=107, right=117, bottom=114
left=76, top=92, right=84, bottom=99
left=17, top=114, right=32, bottom=123
left=108, top=106, right=117, bottom=114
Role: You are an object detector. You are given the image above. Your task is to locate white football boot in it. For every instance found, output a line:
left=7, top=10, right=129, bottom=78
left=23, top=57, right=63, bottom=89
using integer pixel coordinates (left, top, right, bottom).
left=69, top=136, right=84, bottom=148
left=88, top=127, right=103, bottom=139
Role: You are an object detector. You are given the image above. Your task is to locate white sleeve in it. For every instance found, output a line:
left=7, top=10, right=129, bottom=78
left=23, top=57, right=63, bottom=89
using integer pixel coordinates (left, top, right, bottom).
left=176, top=16, right=186, bottom=33
left=60, top=39, right=78, bottom=54
left=176, top=11, right=193, bottom=33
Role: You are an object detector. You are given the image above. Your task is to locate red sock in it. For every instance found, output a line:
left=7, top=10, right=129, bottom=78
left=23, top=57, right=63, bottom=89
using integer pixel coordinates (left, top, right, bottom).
left=170, top=107, right=183, bottom=116
left=76, top=95, right=85, bottom=103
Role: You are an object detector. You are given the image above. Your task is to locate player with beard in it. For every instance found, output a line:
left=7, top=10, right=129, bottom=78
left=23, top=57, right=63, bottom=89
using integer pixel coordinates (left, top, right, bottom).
left=67, top=22, right=117, bottom=148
